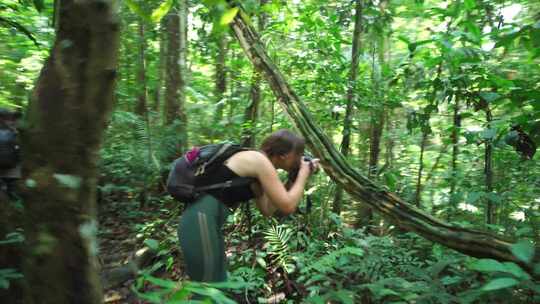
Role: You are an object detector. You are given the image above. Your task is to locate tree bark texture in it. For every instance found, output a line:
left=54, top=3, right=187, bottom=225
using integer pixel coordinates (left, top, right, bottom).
left=242, top=0, right=268, bottom=148
left=228, top=8, right=537, bottom=270
left=153, top=22, right=166, bottom=112
left=20, top=1, right=120, bottom=303
left=333, top=0, right=363, bottom=215
left=165, top=5, right=188, bottom=152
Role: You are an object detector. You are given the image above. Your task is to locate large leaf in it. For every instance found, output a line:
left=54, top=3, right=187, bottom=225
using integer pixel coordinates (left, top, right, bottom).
left=469, top=259, right=507, bottom=273
left=479, top=92, right=501, bottom=102
left=220, top=7, right=239, bottom=26
left=150, top=0, right=174, bottom=23
left=481, top=278, right=519, bottom=291
left=125, top=0, right=151, bottom=22
left=502, top=262, right=531, bottom=280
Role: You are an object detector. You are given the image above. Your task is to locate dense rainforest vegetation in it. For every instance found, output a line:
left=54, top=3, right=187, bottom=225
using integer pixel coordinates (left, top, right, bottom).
left=0, top=0, right=539, bottom=303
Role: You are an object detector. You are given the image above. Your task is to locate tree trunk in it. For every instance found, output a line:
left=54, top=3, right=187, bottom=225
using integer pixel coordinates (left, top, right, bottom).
left=449, top=97, right=461, bottom=220
left=357, top=31, right=385, bottom=227
left=333, top=0, right=363, bottom=215
left=20, top=1, right=119, bottom=303
left=384, top=109, right=394, bottom=168
left=242, top=0, right=268, bottom=148
left=213, top=33, right=228, bottom=135
left=485, top=106, right=495, bottom=225
left=414, top=131, right=428, bottom=208
left=228, top=8, right=537, bottom=271
left=164, top=4, right=188, bottom=152
left=134, top=19, right=147, bottom=116
left=154, top=21, right=166, bottom=113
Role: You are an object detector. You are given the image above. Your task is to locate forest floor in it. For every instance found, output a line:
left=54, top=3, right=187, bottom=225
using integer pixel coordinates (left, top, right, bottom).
left=98, top=198, right=186, bottom=304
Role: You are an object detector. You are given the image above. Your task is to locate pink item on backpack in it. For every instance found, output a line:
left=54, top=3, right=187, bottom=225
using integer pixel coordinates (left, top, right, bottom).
left=185, top=147, right=201, bottom=164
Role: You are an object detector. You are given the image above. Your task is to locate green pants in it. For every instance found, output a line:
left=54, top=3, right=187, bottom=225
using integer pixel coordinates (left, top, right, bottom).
left=178, top=194, right=231, bottom=282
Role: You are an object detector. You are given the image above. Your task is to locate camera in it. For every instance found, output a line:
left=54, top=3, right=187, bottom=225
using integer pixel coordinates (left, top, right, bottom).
left=303, top=154, right=315, bottom=172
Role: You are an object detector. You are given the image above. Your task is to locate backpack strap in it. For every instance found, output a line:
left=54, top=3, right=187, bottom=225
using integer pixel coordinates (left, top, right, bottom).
left=195, top=176, right=255, bottom=192
left=195, top=143, right=245, bottom=176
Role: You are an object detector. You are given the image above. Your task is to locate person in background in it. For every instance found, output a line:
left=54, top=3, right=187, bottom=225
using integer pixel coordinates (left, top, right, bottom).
left=0, top=108, right=22, bottom=199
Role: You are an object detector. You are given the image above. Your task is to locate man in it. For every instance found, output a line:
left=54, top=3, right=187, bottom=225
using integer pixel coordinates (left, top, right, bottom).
left=0, top=108, right=22, bottom=199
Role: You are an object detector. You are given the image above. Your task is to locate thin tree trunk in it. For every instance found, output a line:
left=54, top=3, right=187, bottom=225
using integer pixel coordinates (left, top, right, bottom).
left=357, top=33, right=385, bottom=227
left=213, top=34, right=227, bottom=129
left=165, top=4, right=188, bottom=153
left=384, top=109, right=394, bottom=168
left=228, top=9, right=538, bottom=273
left=242, top=0, right=268, bottom=148
left=21, top=1, right=119, bottom=303
left=154, top=21, right=166, bottom=112
left=448, top=97, right=461, bottom=220
left=134, top=19, right=147, bottom=116
left=333, top=0, right=363, bottom=215
left=415, top=131, right=428, bottom=208
left=165, top=10, right=179, bottom=125
left=485, top=106, right=494, bottom=225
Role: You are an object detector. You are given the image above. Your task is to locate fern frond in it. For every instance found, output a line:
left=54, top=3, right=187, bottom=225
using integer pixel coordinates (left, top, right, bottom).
left=263, top=224, right=294, bottom=272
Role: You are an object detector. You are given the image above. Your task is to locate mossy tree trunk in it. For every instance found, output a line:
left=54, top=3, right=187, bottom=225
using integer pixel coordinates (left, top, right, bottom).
left=228, top=6, right=537, bottom=271
left=20, top=1, right=120, bottom=303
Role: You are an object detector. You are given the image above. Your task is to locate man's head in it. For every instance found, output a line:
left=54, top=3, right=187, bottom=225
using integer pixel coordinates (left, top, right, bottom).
left=0, top=108, right=21, bottom=128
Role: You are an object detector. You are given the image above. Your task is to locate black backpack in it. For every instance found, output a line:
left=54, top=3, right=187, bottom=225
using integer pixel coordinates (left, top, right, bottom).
left=0, top=128, right=19, bottom=170
left=166, top=142, right=255, bottom=204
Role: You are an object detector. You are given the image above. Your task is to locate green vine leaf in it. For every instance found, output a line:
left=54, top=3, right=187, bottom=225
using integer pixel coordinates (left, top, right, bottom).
left=510, top=240, right=535, bottom=264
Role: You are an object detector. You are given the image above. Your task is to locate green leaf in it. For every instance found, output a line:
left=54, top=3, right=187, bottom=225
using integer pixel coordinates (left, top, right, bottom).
left=469, top=259, right=506, bottom=273
left=464, top=0, right=476, bottom=10
left=502, top=262, right=531, bottom=280
left=144, top=275, right=178, bottom=289
left=333, top=290, right=354, bottom=304
left=256, top=257, right=267, bottom=268
left=481, top=278, right=519, bottom=291
left=144, top=239, right=159, bottom=250
left=32, top=0, right=44, bottom=12
left=481, top=128, right=497, bottom=140
left=125, top=0, right=151, bottom=22
left=510, top=240, right=535, bottom=264
left=463, top=20, right=481, bottom=42
left=466, top=192, right=483, bottom=204
left=220, top=7, right=239, bottom=26
left=53, top=174, right=82, bottom=189
left=0, top=278, right=9, bottom=289
left=485, top=192, right=501, bottom=204
left=479, top=92, right=500, bottom=102
left=494, top=31, right=520, bottom=48
left=151, top=0, right=174, bottom=23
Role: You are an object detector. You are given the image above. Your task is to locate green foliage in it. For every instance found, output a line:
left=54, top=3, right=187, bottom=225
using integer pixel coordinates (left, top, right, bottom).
left=262, top=223, right=294, bottom=273
left=0, top=268, right=23, bottom=289
left=124, top=0, right=174, bottom=23
left=132, top=273, right=251, bottom=303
